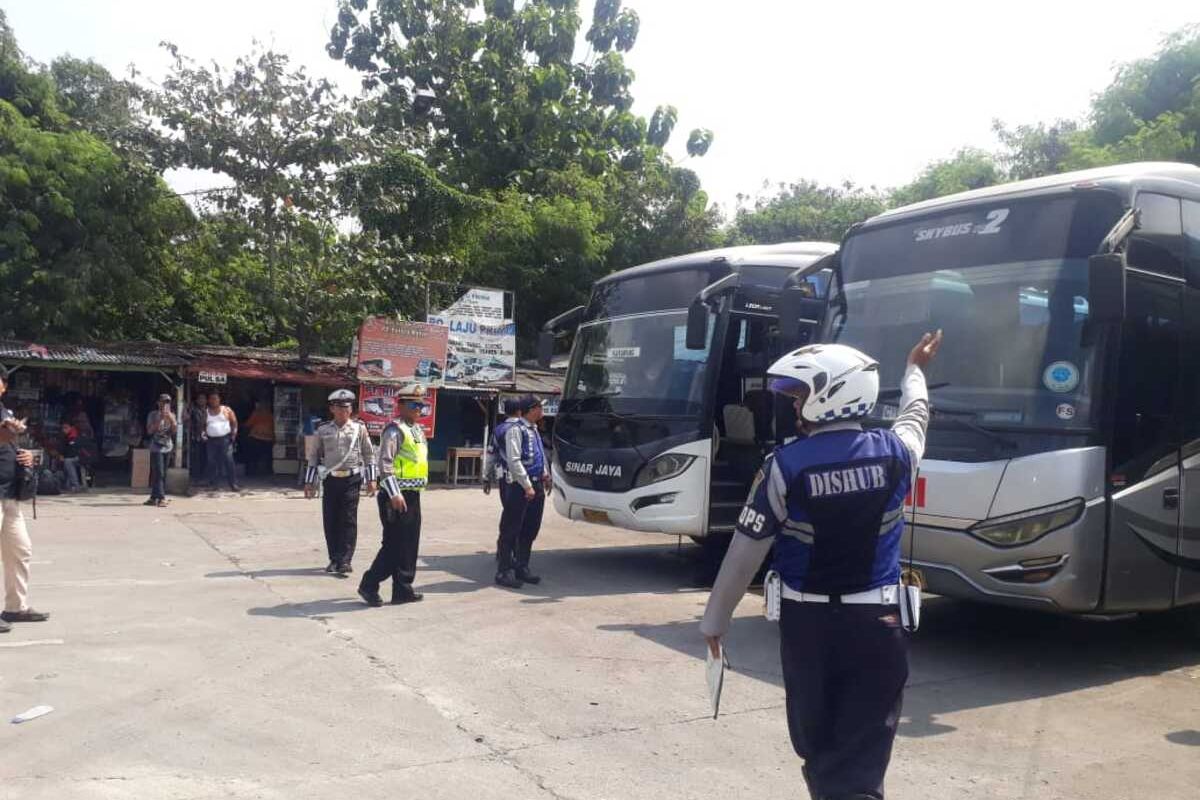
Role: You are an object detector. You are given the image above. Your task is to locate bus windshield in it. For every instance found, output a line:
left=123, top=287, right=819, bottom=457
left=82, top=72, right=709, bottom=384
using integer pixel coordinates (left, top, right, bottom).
left=829, top=192, right=1124, bottom=433
left=564, top=311, right=712, bottom=417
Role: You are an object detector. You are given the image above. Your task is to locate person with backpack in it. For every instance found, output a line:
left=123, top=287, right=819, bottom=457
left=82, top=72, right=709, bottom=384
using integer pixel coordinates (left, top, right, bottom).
left=483, top=397, right=521, bottom=563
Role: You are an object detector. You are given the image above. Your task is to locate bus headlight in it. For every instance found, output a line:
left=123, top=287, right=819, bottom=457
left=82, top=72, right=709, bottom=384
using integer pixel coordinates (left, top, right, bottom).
left=635, top=453, right=696, bottom=487
left=968, top=499, right=1084, bottom=547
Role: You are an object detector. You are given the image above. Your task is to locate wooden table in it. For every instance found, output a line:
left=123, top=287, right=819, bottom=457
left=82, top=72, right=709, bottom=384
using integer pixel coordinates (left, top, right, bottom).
left=447, top=447, right=485, bottom=485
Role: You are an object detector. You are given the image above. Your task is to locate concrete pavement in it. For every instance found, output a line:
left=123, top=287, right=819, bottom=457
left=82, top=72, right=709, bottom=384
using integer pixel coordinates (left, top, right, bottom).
left=2, top=487, right=1198, bottom=799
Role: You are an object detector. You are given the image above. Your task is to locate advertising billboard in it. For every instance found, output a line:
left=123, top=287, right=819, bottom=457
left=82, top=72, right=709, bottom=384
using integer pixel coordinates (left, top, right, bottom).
left=356, top=317, right=449, bottom=386
left=428, top=287, right=516, bottom=387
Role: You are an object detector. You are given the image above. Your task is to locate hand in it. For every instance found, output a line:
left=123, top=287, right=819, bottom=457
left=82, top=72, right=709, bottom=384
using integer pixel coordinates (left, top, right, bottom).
left=366, top=481, right=378, bottom=496
left=483, top=481, right=492, bottom=496
left=705, top=635, right=722, bottom=659
left=524, top=486, right=536, bottom=501
left=907, top=329, right=943, bottom=369
left=304, top=484, right=316, bottom=499
left=542, top=474, right=552, bottom=489
left=389, top=494, right=407, bottom=512
left=16, top=449, right=34, bottom=468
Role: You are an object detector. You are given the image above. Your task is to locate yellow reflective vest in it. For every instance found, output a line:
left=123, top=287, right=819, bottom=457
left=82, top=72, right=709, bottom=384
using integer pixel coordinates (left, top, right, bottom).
left=393, top=422, right=428, bottom=490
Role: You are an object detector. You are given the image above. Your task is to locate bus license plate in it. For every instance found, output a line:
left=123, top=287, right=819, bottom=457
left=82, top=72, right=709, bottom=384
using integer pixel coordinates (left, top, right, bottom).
left=582, top=509, right=611, bottom=525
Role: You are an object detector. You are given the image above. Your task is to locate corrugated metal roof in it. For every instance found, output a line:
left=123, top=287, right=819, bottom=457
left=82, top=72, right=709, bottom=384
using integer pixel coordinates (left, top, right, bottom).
left=514, top=368, right=563, bottom=395
left=0, top=340, right=189, bottom=367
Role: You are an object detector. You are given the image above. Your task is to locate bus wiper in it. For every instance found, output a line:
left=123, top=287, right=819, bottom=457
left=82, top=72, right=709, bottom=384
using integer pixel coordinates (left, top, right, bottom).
left=560, top=390, right=622, bottom=412
left=930, top=407, right=1018, bottom=450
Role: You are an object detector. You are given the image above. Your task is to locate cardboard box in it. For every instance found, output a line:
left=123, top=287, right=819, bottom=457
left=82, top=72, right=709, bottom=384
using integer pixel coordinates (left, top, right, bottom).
left=130, top=448, right=151, bottom=488
left=272, top=444, right=289, bottom=459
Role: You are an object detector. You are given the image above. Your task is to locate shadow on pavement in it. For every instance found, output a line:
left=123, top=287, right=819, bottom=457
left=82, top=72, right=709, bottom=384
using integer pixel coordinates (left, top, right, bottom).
left=1166, top=730, right=1200, bottom=746
left=419, top=542, right=708, bottom=600
left=598, top=595, right=1200, bottom=739
left=206, top=567, right=329, bottom=579
left=247, top=597, right=368, bottom=618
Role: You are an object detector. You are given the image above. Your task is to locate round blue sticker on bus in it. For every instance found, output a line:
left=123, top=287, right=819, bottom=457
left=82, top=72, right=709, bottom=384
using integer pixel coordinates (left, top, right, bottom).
left=1043, top=361, right=1080, bottom=393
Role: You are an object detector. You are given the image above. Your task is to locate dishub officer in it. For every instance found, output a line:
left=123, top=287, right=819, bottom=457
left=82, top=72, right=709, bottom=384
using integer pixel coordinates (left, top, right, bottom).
left=495, top=395, right=549, bottom=589
left=305, top=389, right=377, bottom=577
left=702, top=332, right=941, bottom=800
left=359, top=387, right=428, bottom=607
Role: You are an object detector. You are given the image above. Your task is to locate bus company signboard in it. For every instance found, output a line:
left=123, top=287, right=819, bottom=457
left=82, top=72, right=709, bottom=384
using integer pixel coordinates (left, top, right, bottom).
left=358, top=384, right=437, bottom=439
left=198, top=371, right=227, bottom=385
left=355, top=317, right=449, bottom=387
left=428, top=287, right=516, bottom=388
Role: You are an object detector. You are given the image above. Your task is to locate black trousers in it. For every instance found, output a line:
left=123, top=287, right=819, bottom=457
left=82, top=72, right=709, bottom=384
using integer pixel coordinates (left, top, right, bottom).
left=189, top=440, right=207, bottom=480
left=363, top=491, right=422, bottom=594
left=780, top=599, right=908, bottom=800
left=321, top=474, right=362, bottom=566
left=497, top=481, right=544, bottom=572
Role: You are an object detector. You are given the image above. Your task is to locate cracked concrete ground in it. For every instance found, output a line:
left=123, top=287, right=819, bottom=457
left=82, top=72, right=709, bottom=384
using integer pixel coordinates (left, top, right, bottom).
left=2, top=487, right=1199, bottom=799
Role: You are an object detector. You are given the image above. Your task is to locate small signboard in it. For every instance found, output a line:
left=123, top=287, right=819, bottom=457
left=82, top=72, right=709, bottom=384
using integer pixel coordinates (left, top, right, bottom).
left=358, top=384, right=437, bottom=439
left=198, top=371, right=227, bottom=385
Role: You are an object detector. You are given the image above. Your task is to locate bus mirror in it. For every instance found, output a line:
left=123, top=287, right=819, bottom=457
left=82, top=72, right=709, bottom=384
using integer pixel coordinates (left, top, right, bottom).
left=686, top=300, right=709, bottom=350
left=779, top=288, right=826, bottom=349
left=1088, top=253, right=1126, bottom=324
left=537, top=331, right=555, bottom=368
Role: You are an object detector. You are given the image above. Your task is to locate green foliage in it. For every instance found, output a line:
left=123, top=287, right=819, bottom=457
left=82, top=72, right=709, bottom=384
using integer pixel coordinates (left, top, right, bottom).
left=890, top=148, right=1002, bottom=206
left=727, top=181, right=886, bottom=246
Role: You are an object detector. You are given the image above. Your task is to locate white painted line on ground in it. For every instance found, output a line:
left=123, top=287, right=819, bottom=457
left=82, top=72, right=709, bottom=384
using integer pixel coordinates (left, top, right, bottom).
left=0, top=639, right=65, bottom=648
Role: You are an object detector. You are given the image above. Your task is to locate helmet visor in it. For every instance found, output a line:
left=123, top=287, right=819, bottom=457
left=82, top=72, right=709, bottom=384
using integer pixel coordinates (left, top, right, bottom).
left=768, top=377, right=810, bottom=398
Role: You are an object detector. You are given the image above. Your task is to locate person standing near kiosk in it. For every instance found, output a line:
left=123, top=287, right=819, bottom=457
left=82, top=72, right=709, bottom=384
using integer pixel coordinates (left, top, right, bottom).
left=305, top=389, right=377, bottom=577
left=359, top=388, right=427, bottom=606
left=495, top=395, right=549, bottom=589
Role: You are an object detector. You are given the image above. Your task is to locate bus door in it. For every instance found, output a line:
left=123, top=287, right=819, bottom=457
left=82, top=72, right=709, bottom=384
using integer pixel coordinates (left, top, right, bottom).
left=1175, top=200, right=1200, bottom=607
left=1104, top=199, right=1187, bottom=612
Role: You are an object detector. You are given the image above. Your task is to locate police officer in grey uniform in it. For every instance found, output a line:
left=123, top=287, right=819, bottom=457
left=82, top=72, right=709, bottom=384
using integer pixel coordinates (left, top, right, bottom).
left=305, top=389, right=377, bottom=577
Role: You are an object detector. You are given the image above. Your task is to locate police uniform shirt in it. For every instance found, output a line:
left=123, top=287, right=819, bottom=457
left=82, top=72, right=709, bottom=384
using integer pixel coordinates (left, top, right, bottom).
left=504, top=417, right=546, bottom=491
left=378, top=420, right=426, bottom=498
left=701, top=364, right=932, bottom=639
left=305, top=418, right=378, bottom=484
left=483, top=416, right=519, bottom=484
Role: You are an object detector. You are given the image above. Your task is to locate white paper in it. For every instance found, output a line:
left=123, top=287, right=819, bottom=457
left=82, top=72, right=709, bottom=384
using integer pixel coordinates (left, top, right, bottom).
left=11, top=705, right=54, bottom=724
left=706, top=645, right=727, bottom=719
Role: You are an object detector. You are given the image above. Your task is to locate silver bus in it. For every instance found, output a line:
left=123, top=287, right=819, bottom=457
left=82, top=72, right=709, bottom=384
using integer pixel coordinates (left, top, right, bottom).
left=822, top=162, right=1200, bottom=622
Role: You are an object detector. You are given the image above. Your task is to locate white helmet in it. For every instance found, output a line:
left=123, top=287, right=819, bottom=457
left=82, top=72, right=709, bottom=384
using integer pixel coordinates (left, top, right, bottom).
left=767, top=344, right=879, bottom=424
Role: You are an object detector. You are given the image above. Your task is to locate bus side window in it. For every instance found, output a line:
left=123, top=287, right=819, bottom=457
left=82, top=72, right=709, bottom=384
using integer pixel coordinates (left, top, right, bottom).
left=1127, top=193, right=1184, bottom=278
left=1184, top=199, right=1200, bottom=288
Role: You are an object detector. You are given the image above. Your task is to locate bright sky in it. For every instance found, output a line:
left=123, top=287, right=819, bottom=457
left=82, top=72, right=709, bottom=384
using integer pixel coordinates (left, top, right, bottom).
left=5, top=0, right=1197, bottom=212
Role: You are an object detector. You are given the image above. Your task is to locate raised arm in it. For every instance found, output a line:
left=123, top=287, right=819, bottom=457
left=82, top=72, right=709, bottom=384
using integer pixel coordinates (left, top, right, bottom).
left=892, top=331, right=941, bottom=471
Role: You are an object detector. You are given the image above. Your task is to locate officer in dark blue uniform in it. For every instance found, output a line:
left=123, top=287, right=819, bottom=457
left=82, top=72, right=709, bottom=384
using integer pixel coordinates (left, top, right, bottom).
left=483, top=397, right=521, bottom=562
left=494, top=395, right=549, bottom=589
left=701, top=332, right=941, bottom=800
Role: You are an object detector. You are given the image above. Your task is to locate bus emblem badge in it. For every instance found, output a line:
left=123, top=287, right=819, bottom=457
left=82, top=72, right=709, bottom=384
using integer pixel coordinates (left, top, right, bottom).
left=1043, top=361, right=1080, bottom=393
left=1056, top=403, right=1076, bottom=421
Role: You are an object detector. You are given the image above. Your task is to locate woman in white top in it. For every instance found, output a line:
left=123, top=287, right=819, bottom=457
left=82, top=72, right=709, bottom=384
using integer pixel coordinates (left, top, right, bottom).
left=203, top=391, right=240, bottom=491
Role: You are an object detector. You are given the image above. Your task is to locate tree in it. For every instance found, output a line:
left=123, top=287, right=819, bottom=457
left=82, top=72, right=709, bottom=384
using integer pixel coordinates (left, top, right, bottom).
left=0, top=11, right=191, bottom=342
left=727, top=181, right=886, bottom=246
left=147, top=43, right=371, bottom=348
left=992, top=119, right=1083, bottom=181
left=890, top=148, right=1002, bottom=206
left=49, top=56, right=166, bottom=167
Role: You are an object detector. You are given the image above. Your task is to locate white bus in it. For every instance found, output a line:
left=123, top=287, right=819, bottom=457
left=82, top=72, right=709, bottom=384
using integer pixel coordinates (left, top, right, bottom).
left=543, top=242, right=836, bottom=561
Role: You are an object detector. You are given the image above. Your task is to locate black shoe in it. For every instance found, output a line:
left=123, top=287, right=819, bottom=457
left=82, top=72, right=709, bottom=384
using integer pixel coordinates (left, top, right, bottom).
left=324, top=561, right=337, bottom=573
left=0, top=619, right=10, bottom=633
left=1, top=609, right=50, bottom=623
left=391, top=590, right=424, bottom=605
left=143, top=498, right=157, bottom=506
left=494, top=569, right=523, bottom=589
left=515, top=568, right=541, bottom=585
left=335, top=563, right=352, bottom=578
left=357, top=584, right=383, bottom=607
